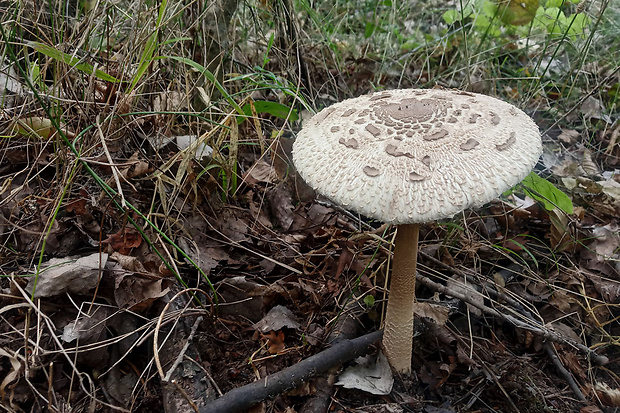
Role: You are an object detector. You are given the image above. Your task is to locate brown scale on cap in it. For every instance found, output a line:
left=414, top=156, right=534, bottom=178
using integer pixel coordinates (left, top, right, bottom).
left=363, top=166, right=381, bottom=177
left=366, top=124, right=381, bottom=137
left=497, top=132, right=517, bottom=151
left=339, top=137, right=360, bottom=149
left=460, top=138, right=480, bottom=151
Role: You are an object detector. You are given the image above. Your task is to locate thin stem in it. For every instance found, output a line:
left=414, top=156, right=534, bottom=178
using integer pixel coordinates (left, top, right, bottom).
left=383, top=223, right=420, bottom=374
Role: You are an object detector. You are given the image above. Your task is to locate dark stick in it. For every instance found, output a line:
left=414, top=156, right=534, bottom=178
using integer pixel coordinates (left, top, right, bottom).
left=301, top=300, right=365, bottom=413
left=544, top=342, right=586, bottom=401
left=201, top=330, right=383, bottom=413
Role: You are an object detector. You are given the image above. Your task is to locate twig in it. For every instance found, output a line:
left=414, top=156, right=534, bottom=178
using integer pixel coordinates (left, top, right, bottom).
left=420, top=251, right=537, bottom=321
left=542, top=65, right=620, bottom=135
left=163, top=316, right=203, bottom=382
left=201, top=330, right=383, bottom=413
left=95, top=114, right=128, bottom=207
left=171, top=380, right=201, bottom=412
left=301, top=300, right=364, bottom=413
left=544, top=342, right=586, bottom=401
left=416, top=274, right=608, bottom=366
left=605, top=122, right=619, bottom=155
left=154, top=289, right=212, bottom=381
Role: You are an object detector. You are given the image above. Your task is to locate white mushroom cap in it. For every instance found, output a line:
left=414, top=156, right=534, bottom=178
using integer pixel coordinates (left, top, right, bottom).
left=292, top=89, right=542, bottom=224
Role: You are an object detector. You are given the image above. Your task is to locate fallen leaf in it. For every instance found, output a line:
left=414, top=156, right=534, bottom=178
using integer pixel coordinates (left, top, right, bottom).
left=177, top=238, right=232, bottom=274
left=112, top=264, right=170, bottom=311
left=581, top=96, right=611, bottom=123
left=264, top=330, right=285, bottom=354
left=110, top=252, right=147, bottom=273
left=557, top=129, right=580, bottom=144
left=218, top=210, right=251, bottom=243
left=412, top=302, right=449, bottom=325
left=419, top=359, right=456, bottom=390
left=66, top=197, right=88, bottom=215
left=558, top=350, right=586, bottom=382
left=581, top=223, right=620, bottom=278
left=548, top=290, right=580, bottom=313
left=104, top=227, right=142, bottom=255
left=267, top=185, right=295, bottom=231
left=244, top=160, right=278, bottom=185
left=0, top=348, right=22, bottom=401
left=595, top=382, right=620, bottom=406
left=253, top=305, right=300, bottom=334
left=217, top=276, right=283, bottom=322
left=26, top=253, right=108, bottom=298
left=336, top=352, right=394, bottom=395
left=548, top=207, right=575, bottom=252
left=587, top=273, right=620, bottom=303
left=62, top=306, right=111, bottom=343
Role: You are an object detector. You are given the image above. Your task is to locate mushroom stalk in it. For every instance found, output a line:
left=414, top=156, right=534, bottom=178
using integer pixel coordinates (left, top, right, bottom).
left=383, top=223, right=419, bottom=374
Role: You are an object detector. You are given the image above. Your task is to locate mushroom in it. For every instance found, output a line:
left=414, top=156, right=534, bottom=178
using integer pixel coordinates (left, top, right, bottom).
left=292, top=88, right=542, bottom=374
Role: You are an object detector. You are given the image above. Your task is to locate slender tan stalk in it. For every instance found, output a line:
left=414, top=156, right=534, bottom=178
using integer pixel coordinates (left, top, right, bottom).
left=383, top=223, right=420, bottom=374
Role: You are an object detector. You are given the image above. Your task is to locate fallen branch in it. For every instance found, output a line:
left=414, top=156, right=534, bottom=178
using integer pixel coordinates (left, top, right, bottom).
left=416, top=274, right=608, bottom=366
left=301, top=300, right=365, bottom=413
left=201, top=330, right=383, bottom=413
left=544, top=342, right=586, bottom=401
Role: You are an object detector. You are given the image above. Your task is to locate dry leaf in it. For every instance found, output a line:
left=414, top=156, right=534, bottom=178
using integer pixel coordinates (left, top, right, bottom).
left=595, top=382, right=620, bottom=406
left=253, top=305, right=300, bottom=334
left=412, top=302, right=449, bottom=325
left=0, top=348, right=22, bottom=402
left=114, top=274, right=170, bottom=311
left=557, top=129, right=580, bottom=144
left=580, top=148, right=599, bottom=176
left=336, top=352, right=394, bottom=395
left=62, top=306, right=111, bottom=343
left=26, top=253, right=108, bottom=298
left=245, top=160, right=278, bottom=185
left=548, top=207, right=575, bottom=252
left=104, top=227, right=142, bottom=255
left=267, top=185, right=295, bottom=231
left=110, top=252, right=147, bottom=273
left=177, top=238, right=232, bottom=274
left=264, top=330, right=285, bottom=354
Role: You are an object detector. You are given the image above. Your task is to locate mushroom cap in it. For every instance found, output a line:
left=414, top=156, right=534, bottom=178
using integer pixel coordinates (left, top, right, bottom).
left=292, top=89, right=542, bottom=224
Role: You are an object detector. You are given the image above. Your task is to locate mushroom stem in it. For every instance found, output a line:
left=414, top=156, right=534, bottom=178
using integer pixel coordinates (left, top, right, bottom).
left=383, top=223, right=420, bottom=374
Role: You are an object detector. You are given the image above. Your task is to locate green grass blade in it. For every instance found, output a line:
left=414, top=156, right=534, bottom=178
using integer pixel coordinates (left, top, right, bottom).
left=161, top=55, right=244, bottom=115
left=30, top=42, right=119, bottom=82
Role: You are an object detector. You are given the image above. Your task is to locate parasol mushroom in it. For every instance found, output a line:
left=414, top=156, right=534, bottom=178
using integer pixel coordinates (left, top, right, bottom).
left=292, top=88, right=542, bottom=374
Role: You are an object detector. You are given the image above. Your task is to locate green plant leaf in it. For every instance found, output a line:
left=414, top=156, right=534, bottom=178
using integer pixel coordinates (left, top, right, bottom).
left=365, top=22, right=376, bottom=38
left=129, top=0, right=167, bottom=94
left=242, top=101, right=298, bottom=122
left=442, top=9, right=460, bottom=25
left=481, top=0, right=498, bottom=18
left=568, top=13, right=590, bottom=37
left=364, top=294, right=375, bottom=307
left=521, top=172, right=574, bottom=214
left=30, top=42, right=118, bottom=83
left=545, top=0, right=564, bottom=7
